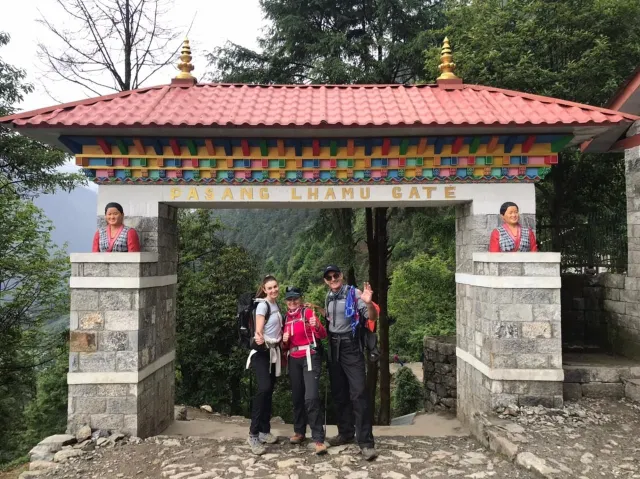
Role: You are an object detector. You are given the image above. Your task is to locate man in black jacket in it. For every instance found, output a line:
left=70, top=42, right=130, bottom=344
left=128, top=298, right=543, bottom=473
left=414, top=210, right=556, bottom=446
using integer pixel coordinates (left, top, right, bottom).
left=323, top=265, right=378, bottom=461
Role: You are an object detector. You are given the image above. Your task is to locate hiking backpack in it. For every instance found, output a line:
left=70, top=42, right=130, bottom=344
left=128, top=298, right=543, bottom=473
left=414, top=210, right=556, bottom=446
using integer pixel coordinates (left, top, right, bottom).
left=237, top=293, right=271, bottom=350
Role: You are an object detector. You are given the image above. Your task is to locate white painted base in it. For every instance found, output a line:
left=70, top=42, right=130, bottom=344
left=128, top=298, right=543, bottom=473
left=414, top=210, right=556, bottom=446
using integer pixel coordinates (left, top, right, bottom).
left=456, top=347, right=564, bottom=381
left=67, top=350, right=176, bottom=385
left=70, top=275, right=177, bottom=289
left=472, top=252, right=561, bottom=263
left=455, top=273, right=561, bottom=288
left=70, top=252, right=159, bottom=263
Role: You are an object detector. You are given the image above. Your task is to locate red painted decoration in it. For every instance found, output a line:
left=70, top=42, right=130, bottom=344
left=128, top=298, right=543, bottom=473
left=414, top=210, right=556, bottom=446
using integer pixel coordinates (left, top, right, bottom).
left=487, top=136, right=500, bottom=153
left=329, top=158, right=337, bottom=168
left=417, top=138, right=428, bottom=154
left=312, top=139, right=320, bottom=156
left=468, top=156, right=476, bottom=165
left=205, top=139, right=216, bottom=155
left=381, top=138, right=391, bottom=155
left=277, top=139, right=285, bottom=156
left=261, top=159, right=269, bottom=168
left=398, top=158, right=406, bottom=167
left=96, top=138, right=111, bottom=154
left=522, top=135, right=536, bottom=153
left=169, top=139, right=181, bottom=156
left=241, top=139, right=250, bottom=156
left=452, top=137, right=464, bottom=154
left=191, top=159, right=199, bottom=168
left=347, top=139, right=355, bottom=156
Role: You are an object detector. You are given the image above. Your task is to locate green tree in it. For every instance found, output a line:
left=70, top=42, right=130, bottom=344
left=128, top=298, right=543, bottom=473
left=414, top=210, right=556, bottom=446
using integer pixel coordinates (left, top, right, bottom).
left=176, top=210, right=259, bottom=414
left=392, top=366, right=423, bottom=417
left=388, top=254, right=455, bottom=360
left=425, top=0, right=640, bottom=257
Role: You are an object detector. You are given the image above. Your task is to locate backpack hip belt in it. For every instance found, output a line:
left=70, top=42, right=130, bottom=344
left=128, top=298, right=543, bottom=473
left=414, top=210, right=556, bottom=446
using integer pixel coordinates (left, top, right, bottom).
left=289, top=344, right=316, bottom=372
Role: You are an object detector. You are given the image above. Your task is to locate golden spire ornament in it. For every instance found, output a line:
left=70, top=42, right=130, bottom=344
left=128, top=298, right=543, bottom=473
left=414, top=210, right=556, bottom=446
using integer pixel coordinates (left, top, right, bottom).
left=437, top=37, right=459, bottom=81
left=175, top=38, right=195, bottom=80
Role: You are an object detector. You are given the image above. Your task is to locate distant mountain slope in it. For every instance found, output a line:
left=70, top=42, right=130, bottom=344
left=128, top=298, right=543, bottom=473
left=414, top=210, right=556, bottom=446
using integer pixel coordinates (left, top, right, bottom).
left=34, top=187, right=97, bottom=253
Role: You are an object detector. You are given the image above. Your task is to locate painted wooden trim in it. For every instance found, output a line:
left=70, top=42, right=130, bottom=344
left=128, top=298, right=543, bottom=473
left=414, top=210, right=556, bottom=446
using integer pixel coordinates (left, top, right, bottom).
left=456, top=347, right=564, bottom=381
left=473, top=252, right=561, bottom=263
left=70, top=275, right=177, bottom=289
left=70, top=253, right=159, bottom=263
left=455, top=273, right=561, bottom=289
left=67, top=351, right=175, bottom=385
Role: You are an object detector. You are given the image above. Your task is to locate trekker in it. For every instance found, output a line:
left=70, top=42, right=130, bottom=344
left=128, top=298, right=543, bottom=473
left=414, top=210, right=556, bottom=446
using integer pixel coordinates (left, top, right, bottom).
left=246, top=275, right=283, bottom=455
left=281, top=286, right=328, bottom=455
left=489, top=201, right=538, bottom=252
left=323, top=265, right=379, bottom=461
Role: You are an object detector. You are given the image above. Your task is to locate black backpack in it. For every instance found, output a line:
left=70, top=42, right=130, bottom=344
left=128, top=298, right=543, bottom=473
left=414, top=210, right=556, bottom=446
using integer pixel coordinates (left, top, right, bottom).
left=237, top=293, right=271, bottom=350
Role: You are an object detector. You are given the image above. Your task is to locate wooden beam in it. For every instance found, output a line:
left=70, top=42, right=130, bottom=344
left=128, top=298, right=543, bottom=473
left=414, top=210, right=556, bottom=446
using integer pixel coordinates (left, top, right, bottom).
left=469, top=137, right=481, bottom=154
left=133, top=138, right=145, bottom=155
left=205, top=139, right=216, bottom=155
left=551, top=135, right=573, bottom=153
left=115, top=139, right=128, bottom=155
left=451, top=136, right=464, bottom=154
left=611, top=134, right=640, bottom=151
left=487, top=136, right=500, bottom=153
left=186, top=139, right=198, bottom=156
left=522, top=135, right=536, bottom=153
left=96, top=137, right=111, bottom=155
left=381, top=138, right=391, bottom=155
left=347, top=139, right=355, bottom=156
left=504, top=136, right=518, bottom=154
left=241, top=139, right=250, bottom=156
left=169, top=139, right=181, bottom=156
left=417, top=137, right=428, bottom=155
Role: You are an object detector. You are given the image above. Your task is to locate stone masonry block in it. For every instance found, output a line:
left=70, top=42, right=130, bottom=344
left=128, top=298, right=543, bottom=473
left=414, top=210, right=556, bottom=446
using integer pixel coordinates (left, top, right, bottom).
left=82, top=263, right=109, bottom=277
left=67, top=414, right=91, bottom=435
left=107, top=397, right=137, bottom=414
left=71, top=290, right=99, bottom=311
left=621, top=289, right=640, bottom=303
left=563, top=383, right=582, bottom=401
left=498, top=304, right=533, bottom=322
left=563, top=368, right=591, bottom=383
left=532, top=304, right=561, bottom=322
left=79, top=311, right=104, bottom=330
left=70, top=311, right=79, bottom=330
left=100, top=290, right=135, bottom=310
left=516, top=354, right=549, bottom=369
left=494, top=323, right=519, bottom=339
left=523, top=263, right=560, bottom=277
left=501, top=380, right=563, bottom=396
left=512, top=289, right=560, bottom=304
left=69, top=353, right=79, bottom=372
left=105, top=310, right=139, bottom=331
left=70, top=331, right=97, bottom=352
left=521, top=322, right=552, bottom=339
left=69, top=385, right=98, bottom=397
left=79, top=352, right=116, bottom=372
left=99, top=331, right=129, bottom=351
left=581, top=383, right=625, bottom=398
left=604, top=300, right=626, bottom=315
left=90, top=414, right=124, bottom=431
left=116, top=351, right=139, bottom=371
left=74, top=397, right=107, bottom=414
left=108, top=263, right=142, bottom=277
left=490, top=338, right=561, bottom=355
left=498, top=263, right=523, bottom=276
left=123, top=415, right=138, bottom=436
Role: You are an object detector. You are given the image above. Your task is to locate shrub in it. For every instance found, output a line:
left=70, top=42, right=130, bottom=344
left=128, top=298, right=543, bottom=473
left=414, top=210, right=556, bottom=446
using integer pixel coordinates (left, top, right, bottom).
left=392, top=367, right=423, bottom=417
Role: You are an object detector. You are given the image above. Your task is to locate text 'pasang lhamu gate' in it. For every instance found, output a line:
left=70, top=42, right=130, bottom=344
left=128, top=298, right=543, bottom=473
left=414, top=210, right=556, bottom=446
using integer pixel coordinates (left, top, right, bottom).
left=1, top=38, right=638, bottom=437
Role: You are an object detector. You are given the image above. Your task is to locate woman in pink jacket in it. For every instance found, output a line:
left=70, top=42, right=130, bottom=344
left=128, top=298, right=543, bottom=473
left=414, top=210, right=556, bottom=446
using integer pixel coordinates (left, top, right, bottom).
left=281, top=286, right=328, bottom=455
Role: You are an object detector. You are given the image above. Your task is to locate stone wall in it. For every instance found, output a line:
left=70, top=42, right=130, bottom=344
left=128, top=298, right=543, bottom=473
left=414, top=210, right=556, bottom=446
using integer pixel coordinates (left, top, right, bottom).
left=423, top=336, right=457, bottom=412
left=602, top=273, right=640, bottom=359
left=560, top=274, right=606, bottom=350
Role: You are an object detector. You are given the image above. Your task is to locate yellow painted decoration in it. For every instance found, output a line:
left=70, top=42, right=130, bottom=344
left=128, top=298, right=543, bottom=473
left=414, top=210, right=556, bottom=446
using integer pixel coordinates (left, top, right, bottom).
left=437, top=37, right=459, bottom=81
left=175, top=39, right=195, bottom=80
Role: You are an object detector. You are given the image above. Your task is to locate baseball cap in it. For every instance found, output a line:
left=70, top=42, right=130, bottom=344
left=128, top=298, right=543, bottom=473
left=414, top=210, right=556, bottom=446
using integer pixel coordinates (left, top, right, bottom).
left=323, top=265, right=342, bottom=278
left=284, top=286, right=303, bottom=300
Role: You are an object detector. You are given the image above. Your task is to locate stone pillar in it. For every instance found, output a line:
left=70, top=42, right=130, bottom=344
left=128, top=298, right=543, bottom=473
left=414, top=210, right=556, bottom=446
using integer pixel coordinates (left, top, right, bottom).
left=455, top=252, right=563, bottom=427
left=67, top=203, right=178, bottom=438
left=626, top=121, right=640, bottom=278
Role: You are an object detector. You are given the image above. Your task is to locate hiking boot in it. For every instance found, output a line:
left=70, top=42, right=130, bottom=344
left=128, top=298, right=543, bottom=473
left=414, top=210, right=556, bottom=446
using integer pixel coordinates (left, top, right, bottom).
left=361, top=447, right=378, bottom=461
left=258, top=432, right=278, bottom=444
left=315, top=442, right=328, bottom=455
left=289, top=433, right=305, bottom=445
left=327, top=434, right=355, bottom=447
left=247, top=435, right=266, bottom=455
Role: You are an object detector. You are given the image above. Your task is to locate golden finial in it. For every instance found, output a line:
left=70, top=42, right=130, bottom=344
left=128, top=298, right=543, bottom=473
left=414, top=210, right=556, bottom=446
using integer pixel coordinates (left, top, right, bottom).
left=175, top=38, right=195, bottom=80
left=437, top=37, right=459, bottom=81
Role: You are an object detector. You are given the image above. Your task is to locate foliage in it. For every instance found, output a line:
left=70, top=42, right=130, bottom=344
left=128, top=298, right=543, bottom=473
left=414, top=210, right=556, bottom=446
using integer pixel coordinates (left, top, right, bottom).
left=0, top=33, right=81, bottom=198
left=392, top=366, right=423, bottom=417
left=21, top=336, right=69, bottom=449
left=38, top=0, right=182, bottom=95
left=388, top=254, right=455, bottom=361
left=208, top=0, right=445, bottom=84
left=176, top=210, right=260, bottom=414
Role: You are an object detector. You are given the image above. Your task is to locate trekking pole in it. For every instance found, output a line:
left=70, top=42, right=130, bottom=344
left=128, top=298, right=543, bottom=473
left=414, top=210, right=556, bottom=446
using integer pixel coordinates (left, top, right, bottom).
left=324, top=376, right=328, bottom=436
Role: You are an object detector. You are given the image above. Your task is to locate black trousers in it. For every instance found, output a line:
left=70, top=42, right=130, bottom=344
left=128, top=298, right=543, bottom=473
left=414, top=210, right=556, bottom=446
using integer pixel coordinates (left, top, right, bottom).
left=288, top=352, right=324, bottom=442
left=249, top=350, right=276, bottom=436
left=328, top=334, right=374, bottom=448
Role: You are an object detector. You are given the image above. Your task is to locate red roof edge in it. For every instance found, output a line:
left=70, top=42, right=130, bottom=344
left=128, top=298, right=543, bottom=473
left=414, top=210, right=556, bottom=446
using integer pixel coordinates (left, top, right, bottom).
left=606, top=65, right=640, bottom=111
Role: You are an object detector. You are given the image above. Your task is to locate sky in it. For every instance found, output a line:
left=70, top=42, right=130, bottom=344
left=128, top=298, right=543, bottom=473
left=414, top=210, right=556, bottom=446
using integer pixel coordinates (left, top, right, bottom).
left=0, top=0, right=264, bottom=111
left=0, top=0, right=266, bottom=185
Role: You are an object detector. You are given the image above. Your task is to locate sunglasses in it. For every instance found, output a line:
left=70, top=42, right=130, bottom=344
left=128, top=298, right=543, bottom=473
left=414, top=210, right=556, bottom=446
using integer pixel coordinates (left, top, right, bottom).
left=324, top=273, right=341, bottom=281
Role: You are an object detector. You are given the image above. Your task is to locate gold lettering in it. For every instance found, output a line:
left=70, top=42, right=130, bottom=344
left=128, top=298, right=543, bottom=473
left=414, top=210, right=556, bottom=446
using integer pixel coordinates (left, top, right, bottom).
left=445, top=186, right=456, bottom=199
left=259, top=188, right=269, bottom=200
left=409, top=187, right=420, bottom=199
left=308, top=188, right=319, bottom=200
left=392, top=186, right=402, bottom=199
left=359, top=187, right=370, bottom=199
left=221, top=188, right=234, bottom=200
left=325, top=188, right=336, bottom=200
left=187, top=187, right=199, bottom=200
left=204, top=188, right=214, bottom=200
left=291, top=188, right=302, bottom=200
left=170, top=187, right=182, bottom=200
left=240, top=187, right=253, bottom=200
left=422, top=186, right=436, bottom=199
left=342, top=187, right=354, bottom=200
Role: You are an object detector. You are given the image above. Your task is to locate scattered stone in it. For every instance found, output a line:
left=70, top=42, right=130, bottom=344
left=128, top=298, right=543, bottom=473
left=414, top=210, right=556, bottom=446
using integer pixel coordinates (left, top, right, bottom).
left=163, top=439, right=182, bottom=447
left=345, top=472, right=369, bottom=479
left=91, top=429, right=110, bottom=440
left=97, top=438, right=109, bottom=446
left=382, top=472, right=407, bottom=479
left=200, top=405, right=213, bottom=414
left=29, top=460, right=58, bottom=471
left=516, top=452, right=560, bottom=477
left=29, top=445, right=55, bottom=462
left=391, top=450, right=412, bottom=459
left=76, top=425, right=92, bottom=442
left=580, top=453, right=594, bottom=465
left=175, top=406, right=188, bottom=420
left=277, top=458, right=305, bottom=469
left=53, top=448, right=84, bottom=462
left=18, top=471, right=44, bottom=479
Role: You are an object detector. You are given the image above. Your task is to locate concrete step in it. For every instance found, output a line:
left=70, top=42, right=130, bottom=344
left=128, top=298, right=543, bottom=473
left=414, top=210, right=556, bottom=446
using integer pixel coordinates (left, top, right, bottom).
left=624, top=378, right=640, bottom=402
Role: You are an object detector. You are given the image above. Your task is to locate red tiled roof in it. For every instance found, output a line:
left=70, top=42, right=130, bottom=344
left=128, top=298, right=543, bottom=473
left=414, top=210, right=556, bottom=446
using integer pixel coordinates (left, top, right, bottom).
left=1, top=83, right=637, bottom=129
